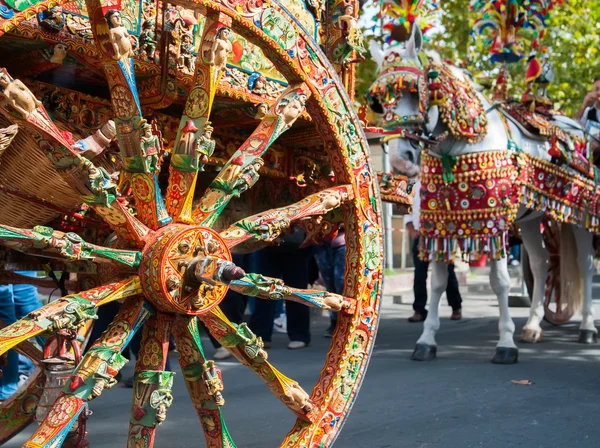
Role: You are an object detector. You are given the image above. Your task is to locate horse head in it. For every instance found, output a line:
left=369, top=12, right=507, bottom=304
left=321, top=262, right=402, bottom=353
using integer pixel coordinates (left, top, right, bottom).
left=366, top=25, right=436, bottom=177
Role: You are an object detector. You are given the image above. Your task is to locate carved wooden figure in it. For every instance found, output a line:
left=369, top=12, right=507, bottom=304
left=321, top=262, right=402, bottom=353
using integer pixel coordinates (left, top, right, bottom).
left=0, top=69, right=42, bottom=118
left=208, top=27, right=232, bottom=77
left=106, top=10, right=135, bottom=61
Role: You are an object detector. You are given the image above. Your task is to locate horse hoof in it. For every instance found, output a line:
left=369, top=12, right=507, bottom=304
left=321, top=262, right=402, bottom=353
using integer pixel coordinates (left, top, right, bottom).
left=491, top=347, right=518, bottom=364
left=578, top=330, right=597, bottom=344
left=411, top=343, right=437, bottom=361
left=519, top=328, right=542, bottom=343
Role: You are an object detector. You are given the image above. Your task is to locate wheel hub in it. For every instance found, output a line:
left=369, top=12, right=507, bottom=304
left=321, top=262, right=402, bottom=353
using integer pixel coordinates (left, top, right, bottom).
left=139, top=224, right=232, bottom=315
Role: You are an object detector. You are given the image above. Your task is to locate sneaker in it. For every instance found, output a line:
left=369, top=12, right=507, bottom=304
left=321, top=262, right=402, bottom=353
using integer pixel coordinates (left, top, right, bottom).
left=510, top=259, right=520, bottom=267
left=213, top=347, right=232, bottom=360
left=18, top=372, right=29, bottom=387
left=288, top=341, right=308, bottom=350
left=324, top=321, right=336, bottom=338
left=273, top=316, right=287, bottom=334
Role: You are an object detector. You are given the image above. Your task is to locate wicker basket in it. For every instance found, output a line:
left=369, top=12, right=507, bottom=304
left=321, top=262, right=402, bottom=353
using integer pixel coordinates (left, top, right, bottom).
left=0, top=115, right=82, bottom=227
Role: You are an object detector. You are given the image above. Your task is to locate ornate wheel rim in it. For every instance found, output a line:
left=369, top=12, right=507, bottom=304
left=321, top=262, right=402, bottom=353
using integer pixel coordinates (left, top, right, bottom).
left=542, top=219, right=573, bottom=325
left=0, top=1, right=384, bottom=447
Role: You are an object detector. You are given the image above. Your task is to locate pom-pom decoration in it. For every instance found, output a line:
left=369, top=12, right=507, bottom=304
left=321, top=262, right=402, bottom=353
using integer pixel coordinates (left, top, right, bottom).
left=372, top=0, right=439, bottom=43
left=470, top=0, right=562, bottom=64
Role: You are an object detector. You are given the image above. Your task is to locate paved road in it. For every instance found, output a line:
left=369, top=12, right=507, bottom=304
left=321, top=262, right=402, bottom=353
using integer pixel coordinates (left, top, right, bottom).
left=10, top=276, right=600, bottom=447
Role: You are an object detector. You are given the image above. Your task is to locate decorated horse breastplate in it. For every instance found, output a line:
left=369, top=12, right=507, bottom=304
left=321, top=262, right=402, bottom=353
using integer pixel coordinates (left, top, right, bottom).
left=418, top=150, right=524, bottom=262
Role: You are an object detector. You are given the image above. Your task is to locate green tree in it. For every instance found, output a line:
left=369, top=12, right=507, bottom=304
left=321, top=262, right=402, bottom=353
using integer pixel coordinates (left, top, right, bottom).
left=357, top=0, right=600, bottom=115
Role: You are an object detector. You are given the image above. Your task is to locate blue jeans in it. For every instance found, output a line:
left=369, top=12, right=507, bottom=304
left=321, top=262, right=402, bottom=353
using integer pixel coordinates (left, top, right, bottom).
left=313, top=243, right=346, bottom=322
left=0, top=279, right=42, bottom=399
left=510, top=244, right=521, bottom=260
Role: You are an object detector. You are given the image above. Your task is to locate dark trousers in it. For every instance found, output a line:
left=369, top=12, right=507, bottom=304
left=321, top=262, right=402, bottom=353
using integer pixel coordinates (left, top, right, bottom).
left=208, top=253, right=251, bottom=348
left=249, top=246, right=312, bottom=344
left=412, top=237, right=462, bottom=315
left=313, top=242, right=346, bottom=322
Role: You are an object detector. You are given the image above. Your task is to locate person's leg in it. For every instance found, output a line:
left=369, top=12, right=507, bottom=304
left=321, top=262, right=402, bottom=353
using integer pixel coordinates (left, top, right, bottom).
left=13, top=282, right=43, bottom=350
left=11, top=282, right=42, bottom=376
left=123, top=323, right=146, bottom=387
left=411, top=237, right=429, bottom=320
left=446, top=263, right=463, bottom=319
left=284, top=300, right=310, bottom=344
left=12, top=283, right=41, bottom=318
left=283, top=247, right=312, bottom=345
left=211, top=288, right=249, bottom=355
left=85, top=301, right=122, bottom=352
left=313, top=244, right=335, bottom=291
left=0, top=285, right=18, bottom=399
left=127, top=326, right=143, bottom=359
left=248, top=296, right=277, bottom=343
left=248, top=248, right=280, bottom=344
left=323, top=244, right=347, bottom=336
left=274, top=299, right=285, bottom=319
left=509, top=244, right=521, bottom=265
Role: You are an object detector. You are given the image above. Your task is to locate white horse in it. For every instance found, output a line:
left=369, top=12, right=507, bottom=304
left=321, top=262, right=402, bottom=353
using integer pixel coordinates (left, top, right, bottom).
left=369, top=27, right=597, bottom=364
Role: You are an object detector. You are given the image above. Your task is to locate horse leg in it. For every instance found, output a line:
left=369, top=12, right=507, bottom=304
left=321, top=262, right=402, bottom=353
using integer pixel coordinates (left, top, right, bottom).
left=518, top=217, right=548, bottom=343
left=490, top=256, right=518, bottom=364
left=411, top=261, right=448, bottom=361
left=573, top=227, right=597, bottom=344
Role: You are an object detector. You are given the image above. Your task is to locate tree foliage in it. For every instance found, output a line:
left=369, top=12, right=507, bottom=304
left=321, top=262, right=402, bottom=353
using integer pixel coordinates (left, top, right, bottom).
left=356, top=0, right=600, bottom=115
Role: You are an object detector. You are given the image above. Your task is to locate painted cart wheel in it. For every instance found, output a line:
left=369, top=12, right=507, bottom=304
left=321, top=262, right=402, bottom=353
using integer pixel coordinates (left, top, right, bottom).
left=541, top=219, right=573, bottom=325
left=0, top=1, right=384, bottom=447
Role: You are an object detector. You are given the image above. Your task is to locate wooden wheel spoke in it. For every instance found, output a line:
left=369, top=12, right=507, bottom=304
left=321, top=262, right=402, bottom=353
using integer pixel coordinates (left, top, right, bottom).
left=230, top=274, right=354, bottom=314
left=0, top=224, right=141, bottom=268
left=172, top=316, right=237, bottom=448
left=84, top=0, right=170, bottom=230
left=199, top=308, right=315, bottom=421
left=193, top=84, right=311, bottom=227
left=377, top=171, right=414, bottom=207
left=128, top=314, right=175, bottom=448
left=0, top=320, right=42, bottom=364
left=0, top=69, right=153, bottom=247
left=220, top=185, right=354, bottom=249
left=166, top=13, right=231, bottom=224
left=94, top=200, right=153, bottom=249
left=25, top=297, right=153, bottom=448
left=0, top=276, right=142, bottom=357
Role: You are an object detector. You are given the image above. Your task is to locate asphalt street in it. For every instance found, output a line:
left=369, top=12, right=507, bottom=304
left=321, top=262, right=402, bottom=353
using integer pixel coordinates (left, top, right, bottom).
left=9, top=272, right=600, bottom=448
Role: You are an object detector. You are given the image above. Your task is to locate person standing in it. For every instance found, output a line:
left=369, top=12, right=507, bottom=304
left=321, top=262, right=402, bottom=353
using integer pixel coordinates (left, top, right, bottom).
left=574, top=75, right=600, bottom=160
left=0, top=276, right=43, bottom=400
left=405, top=180, right=462, bottom=322
left=313, top=228, right=346, bottom=338
left=249, top=228, right=312, bottom=349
